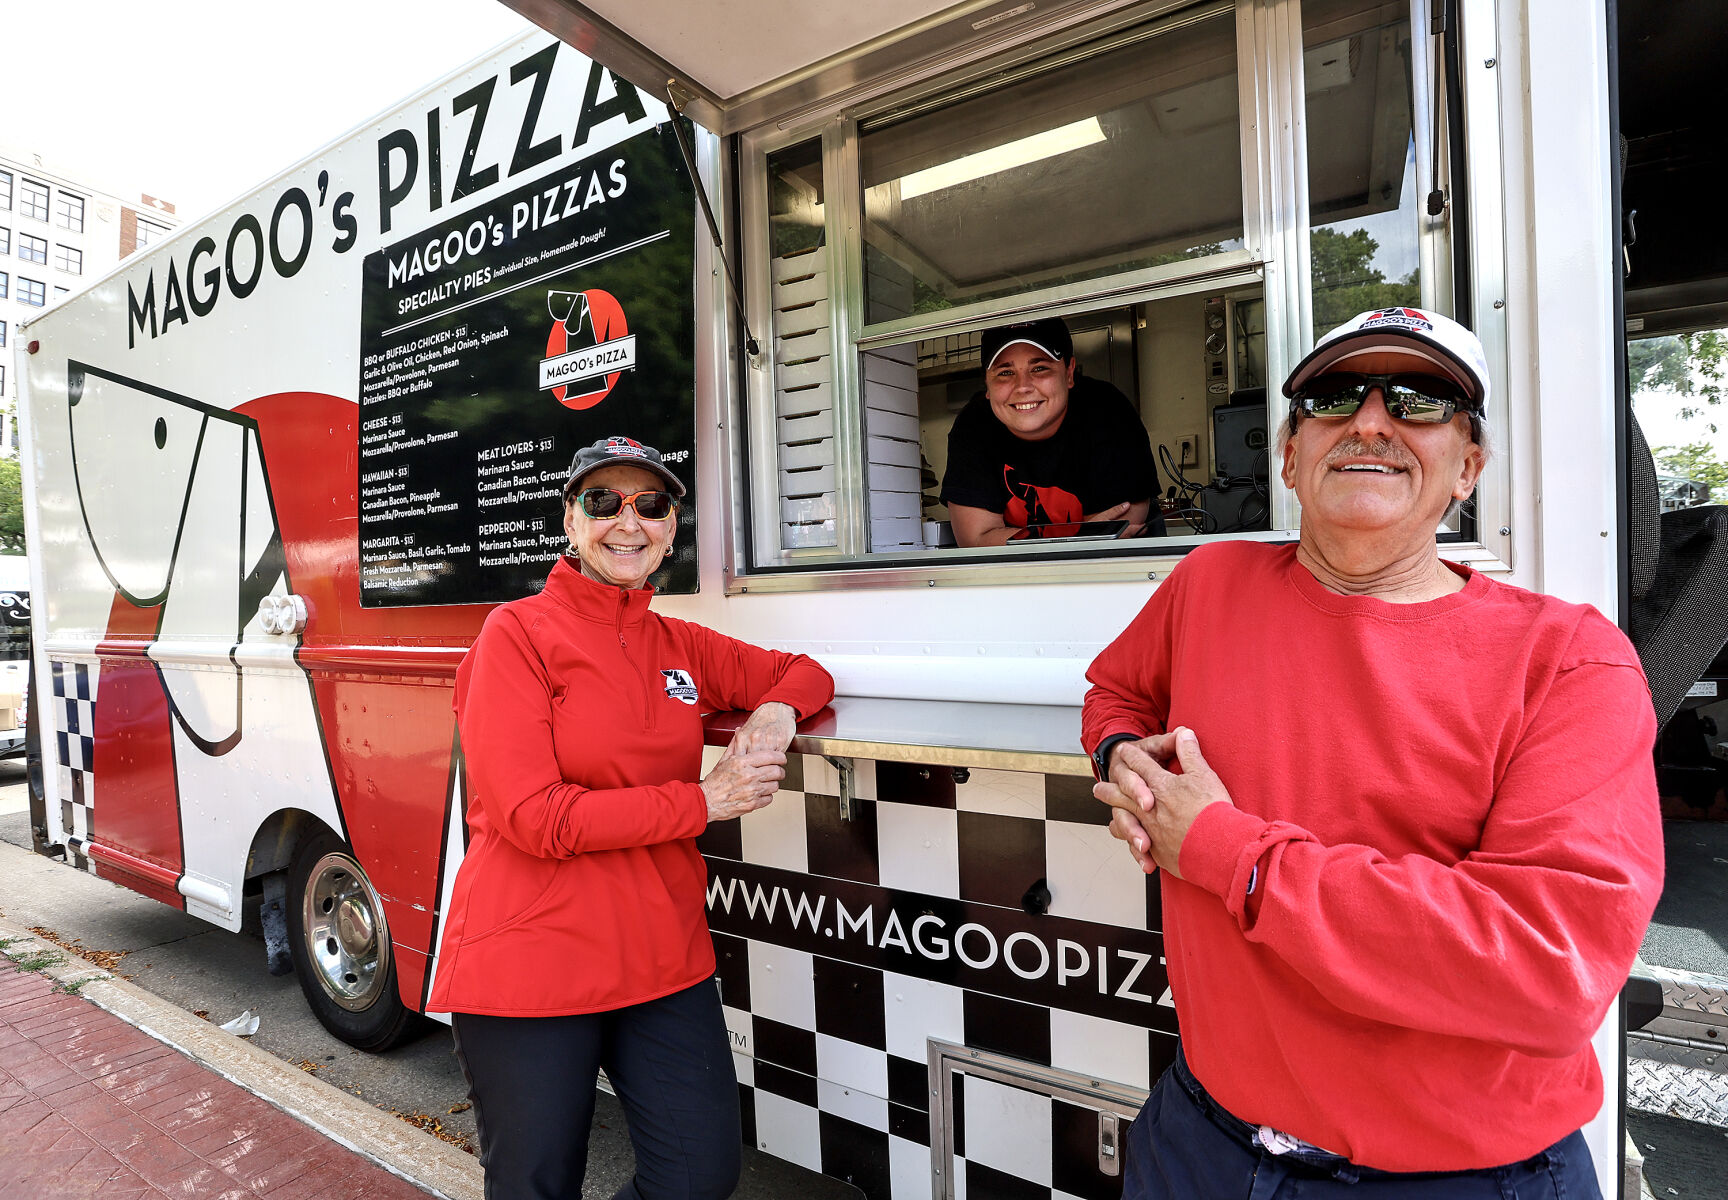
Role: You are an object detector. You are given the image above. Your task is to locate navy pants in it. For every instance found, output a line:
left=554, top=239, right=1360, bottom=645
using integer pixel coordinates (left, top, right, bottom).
left=452, top=979, right=741, bottom=1200
left=1124, top=1050, right=1601, bottom=1199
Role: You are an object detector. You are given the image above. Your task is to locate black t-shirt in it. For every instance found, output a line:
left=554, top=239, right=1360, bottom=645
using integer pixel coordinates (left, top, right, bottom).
left=940, top=375, right=1164, bottom=535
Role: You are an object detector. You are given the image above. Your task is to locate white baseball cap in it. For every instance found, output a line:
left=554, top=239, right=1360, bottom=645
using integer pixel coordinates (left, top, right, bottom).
left=1283, top=307, right=1490, bottom=409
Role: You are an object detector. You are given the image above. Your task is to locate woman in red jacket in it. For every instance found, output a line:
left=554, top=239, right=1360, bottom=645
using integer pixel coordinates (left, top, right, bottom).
left=428, top=435, right=834, bottom=1200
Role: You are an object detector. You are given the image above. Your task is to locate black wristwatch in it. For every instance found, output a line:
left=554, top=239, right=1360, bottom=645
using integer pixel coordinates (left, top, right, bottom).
left=1092, top=733, right=1138, bottom=781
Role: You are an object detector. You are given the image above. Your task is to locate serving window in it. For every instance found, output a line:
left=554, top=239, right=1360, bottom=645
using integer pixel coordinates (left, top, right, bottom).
left=735, top=0, right=1459, bottom=576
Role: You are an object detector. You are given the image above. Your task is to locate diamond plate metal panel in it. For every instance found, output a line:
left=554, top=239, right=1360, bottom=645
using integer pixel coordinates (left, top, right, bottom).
left=1627, top=1056, right=1728, bottom=1128
left=1655, top=965, right=1728, bottom=1018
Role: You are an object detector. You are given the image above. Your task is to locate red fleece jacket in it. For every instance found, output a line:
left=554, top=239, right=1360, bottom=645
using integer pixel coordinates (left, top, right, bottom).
left=428, top=558, right=833, bottom=1016
left=1082, top=542, right=1662, bottom=1171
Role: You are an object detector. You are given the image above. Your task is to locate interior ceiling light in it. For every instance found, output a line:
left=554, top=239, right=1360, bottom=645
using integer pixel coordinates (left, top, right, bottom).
left=897, top=117, right=1106, bottom=200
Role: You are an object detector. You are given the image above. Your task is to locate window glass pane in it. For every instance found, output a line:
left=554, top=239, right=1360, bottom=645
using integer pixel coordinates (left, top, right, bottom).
left=0, top=321, right=7, bottom=348
left=55, top=245, right=81, bottom=275
left=0, top=171, right=12, bottom=210
left=18, top=233, right=46, bottom=265
left=763, top=139, right=838, bottom=550
left=859, top=8, right=1243, bottom=323
left=20, top=180, right=49, bottom=222
left=1303, top=0, right=1427, bottom=336
left=136, top=217, right=170, bottom=247
left=20, top=278, right=44, bottom=306
left=0, top=226, right=8, bottom=255
left=56, top=194, right=85, bottom=233
left=0, top=272, right=8, bottom=299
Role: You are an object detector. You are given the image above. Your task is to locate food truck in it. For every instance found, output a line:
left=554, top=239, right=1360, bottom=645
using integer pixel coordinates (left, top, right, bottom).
left=15, top=0, right=1725, bottom=1195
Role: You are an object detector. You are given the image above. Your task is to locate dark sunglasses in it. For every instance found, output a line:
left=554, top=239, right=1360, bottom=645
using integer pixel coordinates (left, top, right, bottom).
left=1291, top=372, right=1478, bottom=424
left=574, top=487, right=677, bottom=521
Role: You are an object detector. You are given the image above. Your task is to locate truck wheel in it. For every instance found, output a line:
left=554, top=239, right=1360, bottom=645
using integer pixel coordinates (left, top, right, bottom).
left=286, top=829, right=423, bottom=1051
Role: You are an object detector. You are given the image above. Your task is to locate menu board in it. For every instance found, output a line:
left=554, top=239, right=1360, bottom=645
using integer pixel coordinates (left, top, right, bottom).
left=356, top=122, right=697, bottom=606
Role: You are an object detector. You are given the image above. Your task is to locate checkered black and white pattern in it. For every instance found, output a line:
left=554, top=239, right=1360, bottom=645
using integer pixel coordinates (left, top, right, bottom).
left=50, top=660, right=99, bottom=873
left=699, top=750, right=1174, bottom=1200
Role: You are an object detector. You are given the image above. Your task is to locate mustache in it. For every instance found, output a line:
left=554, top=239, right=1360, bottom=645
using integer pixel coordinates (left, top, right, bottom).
left=1322, top=437, right=1414, bottom=470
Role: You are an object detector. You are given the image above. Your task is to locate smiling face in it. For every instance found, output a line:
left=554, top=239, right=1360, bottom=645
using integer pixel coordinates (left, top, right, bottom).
left=562, top=464, right=677, bottom=590
left=984, top=343, right=1076, bottom=442
left=1281, top=350, right=1485, bottom=546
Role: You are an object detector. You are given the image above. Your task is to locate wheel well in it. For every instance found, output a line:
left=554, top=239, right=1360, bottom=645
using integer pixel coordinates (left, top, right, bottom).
left=245, top=809, right=337, bottom=880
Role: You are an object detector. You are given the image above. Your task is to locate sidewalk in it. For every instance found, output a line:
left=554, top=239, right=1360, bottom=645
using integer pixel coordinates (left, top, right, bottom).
left=0, top=927, right=481, bottom=1200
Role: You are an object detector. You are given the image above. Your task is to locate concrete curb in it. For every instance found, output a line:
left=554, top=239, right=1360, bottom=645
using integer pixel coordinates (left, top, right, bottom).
left=0, top=916, right=483, bottom=1200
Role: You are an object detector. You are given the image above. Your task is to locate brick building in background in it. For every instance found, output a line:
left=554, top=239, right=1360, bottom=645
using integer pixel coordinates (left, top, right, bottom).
left=0, top=147, right=179, bottom=455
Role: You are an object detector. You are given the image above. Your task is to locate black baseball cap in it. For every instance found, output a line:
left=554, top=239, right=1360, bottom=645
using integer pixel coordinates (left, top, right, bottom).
left=981, top=317, right=1074, bottom=370
left=562, top=435, right=687, bottom=503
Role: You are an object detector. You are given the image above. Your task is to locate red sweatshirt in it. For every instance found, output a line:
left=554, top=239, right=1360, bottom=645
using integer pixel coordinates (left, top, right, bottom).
left=427, top=558, right=833, bottom=1016
left=1082, top=542, right=1662, bottom=1172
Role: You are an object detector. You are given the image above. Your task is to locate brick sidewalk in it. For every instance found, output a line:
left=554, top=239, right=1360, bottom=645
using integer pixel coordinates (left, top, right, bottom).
left=0, top=967, right=433, bottom=1199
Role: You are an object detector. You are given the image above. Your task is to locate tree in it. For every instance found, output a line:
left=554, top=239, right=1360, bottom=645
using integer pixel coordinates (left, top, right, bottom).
left=1652, top=441, right=1728, bottom=500
left=0, top=457, right=21, bottom=553
left=1629, top=331, right=1727, bottom=433
left=1309, top=227, right=1419, bottom=335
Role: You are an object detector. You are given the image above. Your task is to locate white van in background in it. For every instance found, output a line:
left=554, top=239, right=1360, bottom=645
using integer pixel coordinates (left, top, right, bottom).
left=0, top=555, right=30, bottom=757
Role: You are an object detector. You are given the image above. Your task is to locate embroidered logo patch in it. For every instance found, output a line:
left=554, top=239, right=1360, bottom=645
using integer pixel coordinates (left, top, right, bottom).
left=661, top=668, right=698, bottom=705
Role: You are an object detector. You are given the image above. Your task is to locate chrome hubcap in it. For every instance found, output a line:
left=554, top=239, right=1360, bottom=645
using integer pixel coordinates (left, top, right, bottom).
left=302, top=850, right=391, bottom=1012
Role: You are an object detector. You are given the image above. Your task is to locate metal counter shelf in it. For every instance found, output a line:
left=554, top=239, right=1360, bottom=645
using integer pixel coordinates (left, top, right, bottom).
left=704, top=695, right=1090, bottom=777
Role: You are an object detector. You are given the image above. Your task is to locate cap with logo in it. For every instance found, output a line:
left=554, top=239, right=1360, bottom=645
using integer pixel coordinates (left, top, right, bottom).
left=981, top=317, right=1075, bottom=371
left=1282, top=307, right=1491, bottom=409
left=562, top=435, right=688, bottom=503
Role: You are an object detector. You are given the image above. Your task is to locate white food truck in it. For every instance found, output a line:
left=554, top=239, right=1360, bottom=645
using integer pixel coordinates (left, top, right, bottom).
left=15, top=1, right=1725, bottom=1196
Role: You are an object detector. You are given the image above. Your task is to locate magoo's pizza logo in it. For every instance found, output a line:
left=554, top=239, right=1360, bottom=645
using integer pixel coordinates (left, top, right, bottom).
left=661, top=669, right=698, bottom=705
left=542, top=289, right=636, bottom=410
left=1361, top=307, right=1434, bottom=333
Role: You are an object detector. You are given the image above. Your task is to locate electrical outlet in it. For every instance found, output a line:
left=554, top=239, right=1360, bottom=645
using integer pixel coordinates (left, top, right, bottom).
left=1177, top=433, right=1199, bottom=469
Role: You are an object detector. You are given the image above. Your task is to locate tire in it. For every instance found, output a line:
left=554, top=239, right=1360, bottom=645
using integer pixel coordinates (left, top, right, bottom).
left=286, top=828, right=425, bottom=1051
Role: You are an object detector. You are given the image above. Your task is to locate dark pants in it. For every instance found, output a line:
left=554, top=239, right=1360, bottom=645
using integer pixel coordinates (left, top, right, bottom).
left=452, top=980, right=741, bottom=1200
left=1124, top=1050, right=1601, bottom=1199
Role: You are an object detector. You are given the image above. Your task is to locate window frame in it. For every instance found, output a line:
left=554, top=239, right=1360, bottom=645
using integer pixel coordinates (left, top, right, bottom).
left=135, top=216, right=171, bottom=247
left=56, top=192, right=85, bottom=233
left=18, top=277, right=46, bottom=307
left=19, top=179, right=50, bottom=223
left=0, top=171, right=12, bottom=211
left=17, top=232, right=46, bottom=266
left=0, top=226, right=8, bottom=255
left=707, top=0, right=1509, bottom=591
left=54, top=244, right=82, bottom=275
left=0, top=272, right=8, bottom=300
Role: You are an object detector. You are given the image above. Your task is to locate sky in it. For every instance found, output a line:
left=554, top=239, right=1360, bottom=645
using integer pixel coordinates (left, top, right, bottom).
left=1, top=0, right=536, bottom=223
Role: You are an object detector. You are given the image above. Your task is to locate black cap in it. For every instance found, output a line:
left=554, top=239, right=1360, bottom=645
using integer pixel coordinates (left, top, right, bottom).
left=562, top=436, right=687, bottom=503
left=981, top=317, right=1074, bottom=370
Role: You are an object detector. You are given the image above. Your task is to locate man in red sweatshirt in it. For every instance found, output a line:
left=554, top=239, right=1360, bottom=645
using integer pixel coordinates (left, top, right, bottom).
left=1082, top=307, right=1662, bottom=1199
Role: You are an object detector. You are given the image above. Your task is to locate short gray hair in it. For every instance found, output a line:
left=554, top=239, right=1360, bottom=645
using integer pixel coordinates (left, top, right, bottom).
left=1275, top=403, right=1494, bottom=522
